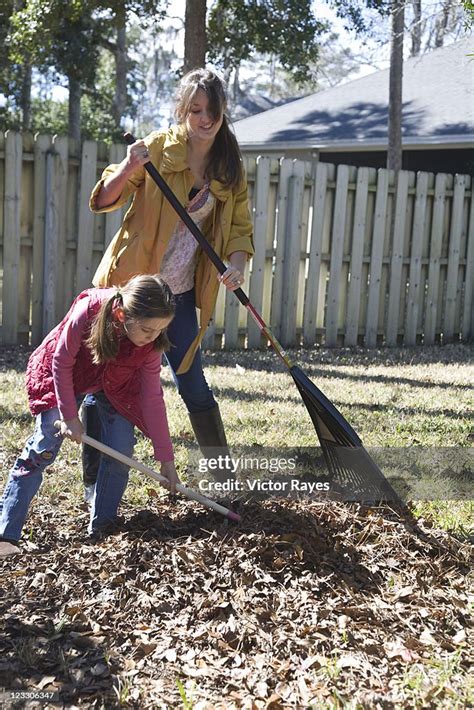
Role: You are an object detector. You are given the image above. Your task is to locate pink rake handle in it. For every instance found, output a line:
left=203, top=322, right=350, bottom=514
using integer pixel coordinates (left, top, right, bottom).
left=54, top=422, right=240, bottom=522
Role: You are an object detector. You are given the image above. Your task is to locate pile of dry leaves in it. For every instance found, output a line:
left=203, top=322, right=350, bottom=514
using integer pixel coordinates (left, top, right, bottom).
left=0, top=496, right=471, bottom=708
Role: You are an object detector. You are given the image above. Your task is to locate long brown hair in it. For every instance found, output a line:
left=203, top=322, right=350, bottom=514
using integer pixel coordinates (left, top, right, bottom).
left=175, top=68, right=244, bottom=191
left=86, top=275, right=175, bottom=364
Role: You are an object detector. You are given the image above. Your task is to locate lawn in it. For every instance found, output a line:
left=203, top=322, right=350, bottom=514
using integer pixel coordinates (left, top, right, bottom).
left=0, top=343, right=472, bottom=708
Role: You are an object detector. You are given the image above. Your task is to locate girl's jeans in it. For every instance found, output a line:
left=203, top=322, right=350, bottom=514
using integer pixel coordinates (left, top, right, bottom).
left=0, top=393, right=135, bottom=542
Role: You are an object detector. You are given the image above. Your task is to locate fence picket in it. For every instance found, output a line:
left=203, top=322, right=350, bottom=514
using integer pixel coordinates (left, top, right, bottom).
left=386, top=171, right=411, bottom=345
left=326, top=165, right=350, bottom=346
left=270, top=158, right=293, bottom=338
left=43, top=149, right=60, bottom=335
left=462, top=179, right=474, bottom=341
left=248, top=156, right=270, bottom=347
left=105, top=143, right=127, bottom=248
left=281, top=170, right=305, bottom=346
left=424, top=173, right=447, bottom=344
left=76, top=140, right=98, bottom=292
left=405, top=171, right=429, bottom=345
left=31, top=135, right=51, bottom=345
left=2, top=131, right=22, bottom=344
left=345, top=167, right=370, bottom=346
left=444, top=174, right=465, bottom=341
left=365, top=169, right=389, bottom=347
left=303, top=162, right=327, bottom=346
left=53, top=136, right=70, bottom=325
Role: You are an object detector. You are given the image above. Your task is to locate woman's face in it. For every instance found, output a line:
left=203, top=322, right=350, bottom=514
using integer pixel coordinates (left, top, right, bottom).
left=186, top=88, right=224, bottom=144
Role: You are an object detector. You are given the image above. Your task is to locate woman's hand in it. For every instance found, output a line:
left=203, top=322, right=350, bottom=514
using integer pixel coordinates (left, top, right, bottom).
left=160, top=461, right=180, bottom=495
left=125, top=139, right=150, bottom=172
left=219, top=265, right=244, bottom=292
left=58, top=417, right=84, bottom=444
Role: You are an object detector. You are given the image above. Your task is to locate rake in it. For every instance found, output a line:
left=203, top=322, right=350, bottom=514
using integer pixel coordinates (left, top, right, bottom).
left=55, top=422, right=241, bottom=522
left=124, top=133, right=399, bottom=503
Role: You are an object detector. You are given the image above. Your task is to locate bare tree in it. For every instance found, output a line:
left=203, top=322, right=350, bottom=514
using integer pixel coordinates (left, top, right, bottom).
left=410, top=0, right=422, bottom=55
left=387, top=0, right=405, bottom=172
left=184, top=0, right=207, bottom=73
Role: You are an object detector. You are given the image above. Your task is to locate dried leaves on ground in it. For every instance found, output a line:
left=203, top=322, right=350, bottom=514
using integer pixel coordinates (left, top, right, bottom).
left=0, top=497, right=471, bottom=709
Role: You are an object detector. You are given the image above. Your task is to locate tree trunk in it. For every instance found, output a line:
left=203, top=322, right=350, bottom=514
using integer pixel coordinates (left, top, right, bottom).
left=410, top=0, right=422, bottom=56
left=387, top=0, right=405, bottom=173
left=435, top=0, right=452, bottom=47
left=184, top=0, right=207, bottom=73
left=20, top=64, right=32, bottom=130
left=113, top=5, right=127, bottom=127
left=68, top=74, right=82, bottom=143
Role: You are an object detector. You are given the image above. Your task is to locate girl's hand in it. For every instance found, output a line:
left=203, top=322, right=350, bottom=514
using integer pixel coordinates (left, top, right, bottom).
left=125, top=139, right=150, bottom=172
left=160, top=461, right=180, bottom=495
left=218, top=265, right=244, bottom=292
left=58, top=417, right=84, bottom=444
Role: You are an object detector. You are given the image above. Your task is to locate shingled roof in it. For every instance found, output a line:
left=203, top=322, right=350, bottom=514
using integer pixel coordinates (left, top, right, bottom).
left=233, top=38, right=474, bottom=152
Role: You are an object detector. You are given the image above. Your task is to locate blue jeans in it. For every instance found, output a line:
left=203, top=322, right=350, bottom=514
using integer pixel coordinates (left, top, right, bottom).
left=164, top=288, right=216, bottom=413
left=0, top=393, right=135, bottom=541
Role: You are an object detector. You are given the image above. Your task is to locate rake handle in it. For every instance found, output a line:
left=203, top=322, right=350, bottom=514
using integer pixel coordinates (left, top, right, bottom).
left=54, top=422, right=240, bottom=522
left=124, top=132, right=249, bottom=307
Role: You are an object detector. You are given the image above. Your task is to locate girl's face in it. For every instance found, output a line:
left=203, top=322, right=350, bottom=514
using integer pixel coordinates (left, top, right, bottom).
left=122, top=314, right=173, bottom=348
left=186, top=88, right=224, bottom=144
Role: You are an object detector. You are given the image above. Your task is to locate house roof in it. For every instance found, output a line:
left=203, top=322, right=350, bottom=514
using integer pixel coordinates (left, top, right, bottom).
left=233, top=38, right=474, bottom=152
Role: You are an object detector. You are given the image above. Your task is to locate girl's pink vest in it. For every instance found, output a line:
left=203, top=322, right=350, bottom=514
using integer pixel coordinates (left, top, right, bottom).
left=26, top=289, right=159, bottom=437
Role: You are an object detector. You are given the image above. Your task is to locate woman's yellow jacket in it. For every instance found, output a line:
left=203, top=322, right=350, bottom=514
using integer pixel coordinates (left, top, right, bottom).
left=90, top=123, right=254, bottom=374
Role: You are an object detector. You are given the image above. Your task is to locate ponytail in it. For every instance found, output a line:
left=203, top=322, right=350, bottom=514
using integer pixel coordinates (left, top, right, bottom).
left=86, top=292, right=122, bottom=364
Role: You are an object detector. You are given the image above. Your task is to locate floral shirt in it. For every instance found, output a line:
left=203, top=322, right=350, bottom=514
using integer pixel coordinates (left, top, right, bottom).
left=160, top=184, right=215, bottom=294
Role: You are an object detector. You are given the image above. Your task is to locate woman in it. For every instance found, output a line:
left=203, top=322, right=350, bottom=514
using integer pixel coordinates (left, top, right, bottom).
left=84, top=68, right=254, bottom=490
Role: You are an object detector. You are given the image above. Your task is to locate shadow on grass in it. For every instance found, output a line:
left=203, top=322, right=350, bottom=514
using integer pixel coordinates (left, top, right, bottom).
left=211, top=384, right=468, bottom=421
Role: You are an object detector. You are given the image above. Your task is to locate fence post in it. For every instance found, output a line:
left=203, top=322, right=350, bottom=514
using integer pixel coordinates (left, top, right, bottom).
left=2, top=131, right=22, bottom=344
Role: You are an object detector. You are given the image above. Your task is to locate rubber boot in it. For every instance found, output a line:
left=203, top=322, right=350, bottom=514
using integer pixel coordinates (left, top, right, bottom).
left=81, top=399, right=101, bottom=503
left=188, top=405, right=235, bottom=487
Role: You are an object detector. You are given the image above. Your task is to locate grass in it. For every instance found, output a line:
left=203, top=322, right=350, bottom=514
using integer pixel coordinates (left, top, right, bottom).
left=0, top=343, right=472, bottom=534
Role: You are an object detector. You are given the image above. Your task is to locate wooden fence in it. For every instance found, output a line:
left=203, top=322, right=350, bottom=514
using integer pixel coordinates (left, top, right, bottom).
left=0, top=130, right=472, bottom=349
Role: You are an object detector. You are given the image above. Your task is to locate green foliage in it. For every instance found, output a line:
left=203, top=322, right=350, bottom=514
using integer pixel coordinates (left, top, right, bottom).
left=208, top=0, right=327, bottom=84
left=9, top=0, right=103, bottom=88
left=462, top=0, right=474, bottom=27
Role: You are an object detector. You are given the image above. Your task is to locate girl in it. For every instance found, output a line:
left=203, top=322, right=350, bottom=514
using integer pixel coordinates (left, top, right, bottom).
left=83, top=68, right=254, bottom=490
left=0, top=275, right=179, bottom=558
